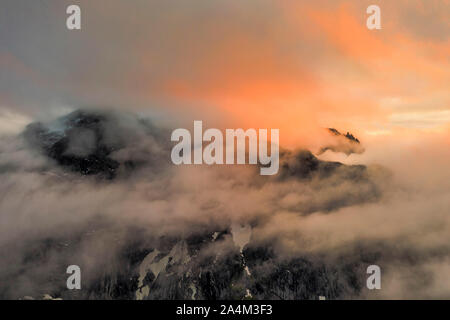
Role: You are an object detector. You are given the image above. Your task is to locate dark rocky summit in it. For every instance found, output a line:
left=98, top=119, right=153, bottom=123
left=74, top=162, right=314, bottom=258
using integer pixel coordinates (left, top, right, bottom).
left=318, top=128, right=365, bottom=155
left=23, top=110, right=169, bottom=179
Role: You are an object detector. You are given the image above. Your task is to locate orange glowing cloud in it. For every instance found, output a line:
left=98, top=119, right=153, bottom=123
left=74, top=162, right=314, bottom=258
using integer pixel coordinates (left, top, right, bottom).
left=137, top=1, right=446, bottom=149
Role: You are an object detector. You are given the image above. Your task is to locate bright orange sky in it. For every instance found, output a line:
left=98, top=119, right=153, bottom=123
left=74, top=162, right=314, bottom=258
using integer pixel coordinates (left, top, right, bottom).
left=164, top=0, right=449, bottom=146
left=1, top=0, right=449, bottom=148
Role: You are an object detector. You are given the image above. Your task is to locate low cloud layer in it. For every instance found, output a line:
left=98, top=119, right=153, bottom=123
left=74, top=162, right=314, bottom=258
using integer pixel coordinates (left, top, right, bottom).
left=0, top=108, right=448, bottom=299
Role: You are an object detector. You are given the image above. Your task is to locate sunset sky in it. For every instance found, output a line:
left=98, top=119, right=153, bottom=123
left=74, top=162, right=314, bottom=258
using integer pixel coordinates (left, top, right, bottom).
left=0, top=0, right=449, bottom=147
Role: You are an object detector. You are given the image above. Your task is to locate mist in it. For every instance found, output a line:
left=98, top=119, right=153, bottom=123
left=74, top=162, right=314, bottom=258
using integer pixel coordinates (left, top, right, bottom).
left=0, top=107, right=448, bottom=299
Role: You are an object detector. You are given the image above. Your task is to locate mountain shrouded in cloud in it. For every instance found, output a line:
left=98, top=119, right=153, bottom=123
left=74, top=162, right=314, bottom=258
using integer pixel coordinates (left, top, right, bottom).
left=1, top=0, right=448, bottom=145
left=317, top=128, right=365, bottom=155
left=0, top=108, right=448, bottom=299
left=0, top=0, right=449, bottom=300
